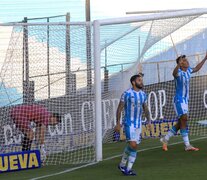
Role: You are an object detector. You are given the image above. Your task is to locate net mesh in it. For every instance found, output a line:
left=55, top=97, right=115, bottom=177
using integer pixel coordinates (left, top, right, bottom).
left=99, top=15, right=207, bottom=142
left=0, top=24, right=95, bottom=165
left=0, top=13, right=207, bottom=165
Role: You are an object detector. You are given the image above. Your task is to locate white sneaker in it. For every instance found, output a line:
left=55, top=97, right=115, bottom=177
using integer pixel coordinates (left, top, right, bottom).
left=160, top=137, right=168, bottom=151
left=185, top=145, right=199, bottom=151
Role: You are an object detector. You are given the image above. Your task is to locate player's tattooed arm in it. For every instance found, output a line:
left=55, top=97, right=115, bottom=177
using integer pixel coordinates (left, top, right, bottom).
left=143, top=102, right=152, bottom=131
left=116, top=101, right=124, bottom=124
left=143, top=102, right=151, bottom=124
left=115, top=101, right=124, bottom=132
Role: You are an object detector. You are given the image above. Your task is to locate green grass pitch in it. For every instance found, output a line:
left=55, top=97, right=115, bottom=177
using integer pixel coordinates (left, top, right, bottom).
left=0, top=136, right=207, bottom=180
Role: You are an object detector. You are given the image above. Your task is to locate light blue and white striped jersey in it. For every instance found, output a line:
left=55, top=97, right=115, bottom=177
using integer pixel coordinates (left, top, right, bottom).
left=120, top=88, right=147, bottom=128
left=174, top=67, right=193, bottom=102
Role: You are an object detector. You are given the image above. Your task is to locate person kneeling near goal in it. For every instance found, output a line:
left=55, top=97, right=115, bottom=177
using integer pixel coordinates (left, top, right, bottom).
left=10, top=104, right=61, bottom=163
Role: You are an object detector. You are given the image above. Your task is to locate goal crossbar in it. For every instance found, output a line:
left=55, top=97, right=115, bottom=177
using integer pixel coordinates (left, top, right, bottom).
left=93, top=8, right=207, bottom=162
left=97, top=8, right=207, bottom=25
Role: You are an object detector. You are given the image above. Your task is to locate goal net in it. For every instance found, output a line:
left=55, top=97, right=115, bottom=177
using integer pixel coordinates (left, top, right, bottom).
left=0, top=9, right=207, bottom=165
left=0, top=23, right=95, bottom=165
left=94, top=9, right=207, bottom=156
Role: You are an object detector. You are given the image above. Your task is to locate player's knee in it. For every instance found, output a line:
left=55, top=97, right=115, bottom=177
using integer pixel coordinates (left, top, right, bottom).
left=129, top=141, right=137, bottom=150
left=179, top=114, right=188, bottom=128
left=180, top=114, right=188, bottom=122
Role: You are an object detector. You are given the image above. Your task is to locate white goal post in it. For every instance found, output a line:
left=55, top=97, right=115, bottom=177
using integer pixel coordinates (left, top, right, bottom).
left=0, top=8, right=207, bottom=167
left=93, top=8, right=207, bottom=161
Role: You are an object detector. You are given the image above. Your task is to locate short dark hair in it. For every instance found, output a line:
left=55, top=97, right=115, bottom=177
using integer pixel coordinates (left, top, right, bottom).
left=130, top=73, right=144, bottom=85
left=176, top=55, right=186, bottom=64
left=52, top=113, right=62, bottom=123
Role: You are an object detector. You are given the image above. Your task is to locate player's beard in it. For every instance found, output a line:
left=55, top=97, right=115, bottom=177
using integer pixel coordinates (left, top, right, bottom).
left=135, top=82, right=143, bottom=89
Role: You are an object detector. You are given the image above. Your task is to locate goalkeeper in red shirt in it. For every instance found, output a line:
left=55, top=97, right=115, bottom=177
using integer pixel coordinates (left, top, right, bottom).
left=10, top=104, right=61, bottom=161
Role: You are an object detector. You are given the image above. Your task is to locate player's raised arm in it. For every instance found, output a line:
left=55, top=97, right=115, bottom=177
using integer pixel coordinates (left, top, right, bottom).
left=172, top=64, right=180, bottom=77
left=192, top=51, right=207, bottom=73
left=172, top=56, right=182, bottom=77
left=115, top=101, right=124, bottom=132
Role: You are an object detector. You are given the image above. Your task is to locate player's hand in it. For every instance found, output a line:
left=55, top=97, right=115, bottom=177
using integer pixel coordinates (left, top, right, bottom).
left=115, top=124, right=121, bottom=133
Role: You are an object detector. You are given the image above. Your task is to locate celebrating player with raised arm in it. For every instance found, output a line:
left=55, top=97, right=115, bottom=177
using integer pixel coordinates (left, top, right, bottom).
left=115, top=73, right=151, bottom=176
left=160, top=52, right=207, bottom=151
left=11, top=104, right=61, bottom=161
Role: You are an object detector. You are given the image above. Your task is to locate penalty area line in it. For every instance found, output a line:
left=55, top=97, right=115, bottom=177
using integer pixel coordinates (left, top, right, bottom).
left=31, top=136, right=206, bottom=180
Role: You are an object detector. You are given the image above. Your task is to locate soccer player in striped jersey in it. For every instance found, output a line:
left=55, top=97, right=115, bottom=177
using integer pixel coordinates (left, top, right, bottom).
left=160, top=52, right=207, bottom=151
left=115, top=73, right=151, bottom=176
left=11, top=104, right=61, bottom=161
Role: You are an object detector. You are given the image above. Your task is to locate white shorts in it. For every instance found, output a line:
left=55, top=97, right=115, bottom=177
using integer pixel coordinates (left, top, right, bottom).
left=125, top=125, right=142, bottom=144
left=173, top=98, right=188, bottom=118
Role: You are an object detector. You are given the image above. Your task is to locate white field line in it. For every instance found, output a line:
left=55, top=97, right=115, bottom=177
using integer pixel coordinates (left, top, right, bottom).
left=30, top=136, right=207, bottom=180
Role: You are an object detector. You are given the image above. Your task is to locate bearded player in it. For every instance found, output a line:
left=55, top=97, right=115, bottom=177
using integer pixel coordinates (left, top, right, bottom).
left=115, top=73, right=151, bottom=176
